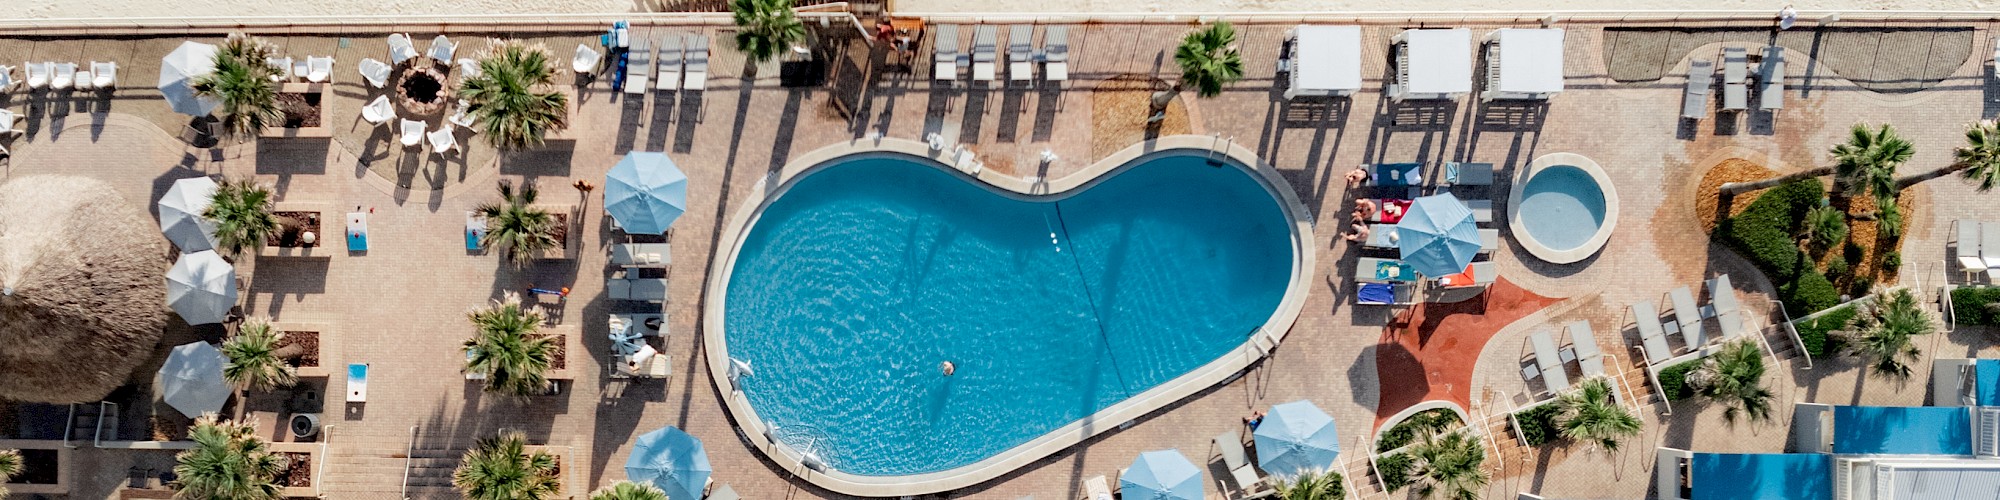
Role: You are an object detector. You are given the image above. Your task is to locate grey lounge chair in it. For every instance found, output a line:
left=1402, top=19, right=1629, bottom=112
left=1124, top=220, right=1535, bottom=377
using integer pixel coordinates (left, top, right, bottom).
left=1040, top=26, right=1069, bottom=83
left=609, top=277, right=669, bottom=302
left=623, top=38, right=652, bottom=94
left=1721, top=48, right=1748, bottom=111
left=611, top=242, right=671, bottom=268
left=971, top=25, right=998, bottom=83
left=1364, top=223, right=1398, bottom=249
left=1469, top=260, right=1497, bottom=285
left=933, top=24, right=963, bottom=82
left=682, top=34, right=709, bottom=91
left=1007, top=25, right=1034, bottom=86
left=656, top=35, right=683, bottom=91
left=1983, top=221, right=2000, bottom=273
left=1682, top=58, right=1713, bottom=119
left=1478, top=228, right=1499, bottom=253
left=1213, top=430, right=1270, bottom=498
left=1567, top=320, right=1606, bottom=378
left=1632, top=302, right=1673, bottom=363
left=1466, top=199, right=1494, bottom=224
left=1668, top=286, right=1705, bottom=348
left=1705, top=274, right=1739, bottom=319
left=1758, top=47, right=1784, bottom=110
left=1445, top=161, right=1494, bottom=186
left=1530, top=329, right=1570, bottom=393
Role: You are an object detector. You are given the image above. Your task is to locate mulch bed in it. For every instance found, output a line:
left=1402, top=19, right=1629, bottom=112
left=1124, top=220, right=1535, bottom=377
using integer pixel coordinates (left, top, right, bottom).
left=1089, top=75, right=1192, bottom=162
left=530, top=333, right=567, bottom=370
left=277, top=330, right=319, bottom=368
left=1694, top=157, right=1780, bottom=231
left=1696, top=156, right=1911, bottom=286
left=279, top=452, right=311, bottom=487
left=549, top=212, right=570, bottom=250
left=268, top=211, right=322, bottom=248
left=276, top=92, right=322, bottom=128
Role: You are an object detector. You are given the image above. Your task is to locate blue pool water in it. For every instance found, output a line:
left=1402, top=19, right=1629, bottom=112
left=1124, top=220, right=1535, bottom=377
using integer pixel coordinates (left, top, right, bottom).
left=723, top=153, right=1294, bottom=477
left=1517, top=165, right=1607, bottom=250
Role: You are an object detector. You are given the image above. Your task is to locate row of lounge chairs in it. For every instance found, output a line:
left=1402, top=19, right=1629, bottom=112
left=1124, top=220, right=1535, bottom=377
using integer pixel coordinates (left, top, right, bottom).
left=1952, top=220, right=2000, bottom=282
left=1631, top=274, right=1747, bottom=365
left=6, top=61, right=117, bottom=91
left=1524, top=320, right=1605, bottom=395
left=1683, top=46, right=1784, bottom=120
left=935, top=24, right=1068, bottom=87
left=619, top=33, right=711, bottom=94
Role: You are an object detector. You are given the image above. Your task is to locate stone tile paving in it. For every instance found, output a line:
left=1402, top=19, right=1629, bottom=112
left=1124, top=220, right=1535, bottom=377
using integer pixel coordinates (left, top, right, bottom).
left=1600, top=26, right=1974, bottom=92
left=5, top=19, right=2000, bottom=500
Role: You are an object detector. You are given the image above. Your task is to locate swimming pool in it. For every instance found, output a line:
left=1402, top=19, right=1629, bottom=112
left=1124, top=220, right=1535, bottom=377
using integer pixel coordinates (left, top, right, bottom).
left=1508, top=153, right=1618, bottom=264
left=708, top=138, right=1309, bottom=495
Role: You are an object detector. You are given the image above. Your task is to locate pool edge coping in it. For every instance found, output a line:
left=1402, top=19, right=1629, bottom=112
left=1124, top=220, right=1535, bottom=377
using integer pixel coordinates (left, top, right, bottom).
left=698, top=135, right=1317, bottom=497
left=1507, top=152, right=1619, bottom=265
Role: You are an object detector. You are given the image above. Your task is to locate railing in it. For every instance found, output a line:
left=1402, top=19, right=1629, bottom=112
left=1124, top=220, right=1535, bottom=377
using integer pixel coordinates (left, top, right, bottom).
left=1776, top=299, right=1811, bottom=369
left=318, top=424, right=333, bottom=498
left=1942, top=284, right=1958, bottom=332
left=401, top=425, right=417, bottom=500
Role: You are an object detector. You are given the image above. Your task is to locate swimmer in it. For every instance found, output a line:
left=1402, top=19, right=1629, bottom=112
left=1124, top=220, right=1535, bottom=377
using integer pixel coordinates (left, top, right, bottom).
left=941, top=361, right=955, bottom=376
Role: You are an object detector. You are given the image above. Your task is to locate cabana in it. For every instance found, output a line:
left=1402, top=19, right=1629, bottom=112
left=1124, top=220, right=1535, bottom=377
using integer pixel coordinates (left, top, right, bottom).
left=1653, top=451, right=1831, bottom=500
left=1284, top=25, right=1361, bottom=100
left=1389, top=29, right=1471, bottom=101
left=1479, top=28, right=1563, bottom=102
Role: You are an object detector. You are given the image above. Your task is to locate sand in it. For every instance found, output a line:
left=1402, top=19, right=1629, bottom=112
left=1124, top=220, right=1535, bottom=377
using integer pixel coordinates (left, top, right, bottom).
left=15, top=0, right=635, bottom=19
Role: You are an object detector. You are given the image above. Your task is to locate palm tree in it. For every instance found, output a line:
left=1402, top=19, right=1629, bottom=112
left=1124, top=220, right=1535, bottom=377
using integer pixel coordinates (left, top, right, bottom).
left=1270, top=468, right=1345, bottom=500
left=475, top=180, right=559, bottom=265
left=1802, top=205, right=1847, bottom=253
left=1719, top=123, right=1911, bottom=199
left=221, top=317, right=297, bottom=392
left=1842, top=288, right=1934, bottom=379
left=172, top=415, right=286, bottom=500
left=204, top=178, right=279, bottom=257
left=1150, top=22, right=1244, bottom=116
left=1871, top=193, right=1905, bottom=239
left=590, top=481, right=669, bottom=500
left=1685, top=338, right=1774, bottom=424
left=1893, top=119, right=2000, bottom=191
left=1553, top=377, right=1643, bottom=453
left=464, top=292, right=556, bottom=397
left=453, top=431, right=561, bottom=500
left=460, top=41, right=570, bottom=150
left=194, top=33, right=282, bottom=140
left=1404, top=430, right=1488, bottom=500
left=0, top=448, right=22, bottom=498
left=730, top=0, right=806, bottom=65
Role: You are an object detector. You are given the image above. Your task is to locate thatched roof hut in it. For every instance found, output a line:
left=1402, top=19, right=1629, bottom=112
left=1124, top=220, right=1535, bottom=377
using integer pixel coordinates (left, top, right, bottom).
left=0, top=175, right=169, bottom=404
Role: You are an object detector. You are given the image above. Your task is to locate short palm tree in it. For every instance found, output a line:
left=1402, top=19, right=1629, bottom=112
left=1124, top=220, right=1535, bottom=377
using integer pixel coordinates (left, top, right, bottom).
left=222, top=317, right=297, bottom=394
left=1553, top=377, right=1643, bottom=453
left=1872, top=192, right=1905, bottom=239
left=205, top=178, right=279, bottom=257
left=590, top=481, right=669, bottom=500
left=1686, top=338, right=1774, bottom=424
left=1843, top=287, right=1934, bottom=379
left=0, top=448, right=22, bottom=498
left=465, top=292, right=556, bottom=397
left=1802, top=205, right=1847, bottom=253
left=1174, top=22, right=1245, bottom=98
left=475, top=180, right=559, bottom=265
left=460, top=41, right=571, bottom=150
left=453, top=430, right=561, bottom=500
left=194, top=33, right=282, bottom=140
left=1270, top=467, right=1345, bottom=500
left=730, top=0, right=806, bottom=65
left=172, top=415, right=286, bottom=500
left=1405, top=430, right=1488, bottom=500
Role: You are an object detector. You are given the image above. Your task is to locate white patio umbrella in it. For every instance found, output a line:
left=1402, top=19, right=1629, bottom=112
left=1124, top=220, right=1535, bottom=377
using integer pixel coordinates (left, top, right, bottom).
left=158, top=41, right=220, bottom=117
left=159, top=341, right=231, bottom=418
left=166, top=250, right=236, bottom=325
left=158, top=176, right=219, bottom=252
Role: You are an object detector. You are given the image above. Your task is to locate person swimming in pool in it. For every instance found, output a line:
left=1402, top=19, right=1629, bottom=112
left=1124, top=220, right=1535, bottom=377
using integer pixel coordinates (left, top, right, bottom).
left=941, top=361, right=955, bottom=376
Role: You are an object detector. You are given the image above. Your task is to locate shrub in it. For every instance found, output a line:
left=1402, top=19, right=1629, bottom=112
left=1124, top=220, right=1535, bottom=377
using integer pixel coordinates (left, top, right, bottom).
left=1375, top=408, right=1462, bottom=453
left=1513, top=403, right=1562, bottom=446
left=1784, top=271, right=1842, bottom=316
left=1825, top=258, right=1851, bottom=282
left=1843, top=241, right=1867, bottom=266
left=1656, top=360, right=1701, bottom=401
left=1718, top=179, right=1842, bottom=316
left=1375, top=453, right=1414, bottom=492
left=1953, top=287, right=2000, bottom=326
left=1884, top=251, right=1902, bottom=270
left=1793, top=304, right=1857, bottom=357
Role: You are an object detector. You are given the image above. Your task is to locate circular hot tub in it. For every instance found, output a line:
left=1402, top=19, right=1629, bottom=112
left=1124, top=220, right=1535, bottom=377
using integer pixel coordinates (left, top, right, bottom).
left=1508, top=153, right=1617, bottom=264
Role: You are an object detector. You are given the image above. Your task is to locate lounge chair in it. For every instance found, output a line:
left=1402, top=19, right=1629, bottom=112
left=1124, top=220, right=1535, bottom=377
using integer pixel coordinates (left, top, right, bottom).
left=266, top=56, right=293, bottom=82
left=1668, top=286, right=1705, bottom=348
left=305, top=56, right=333, bottom=83
left=1682, top=58, right=1713, bottom=119
left=611, top=242, right=672, bottom=268
left=24, top=61, right=49, bottom=89
left=428, top=35, right=456, bottom=63
left=358, top=58, right=392, bottom=88
left=428, top=124, right=457, bottom=156
left=708, top=485, right=740, bottom=500
left=449, top=100, right=477, bottom=128
left=1084, top=475, right=1113, bottom=500
left=465, top=211, right=486, bottom=251
left=614, top=344, right=671, bottom=379
left=1357, top=282, right=1417, bottom=306
left=1632, top=302, right=1673, bottom=363
left=682, top=34, right=709, bottom=91
left=1358, top=257, right=1419, bottom=283
left=1567, top=320, right=1606, bottom=378
left=1363, top=223, right=1398, bottom=249
left=624, top=38, right=652, bottom=94
left=388, top=33, right=419, bottom=64
left=1371, top=162, right=1424, bottom=187
left=361, top=95, right=396, bottom=125
left=1007, top=25, right=1034, bottom=87
left=609, top=277, right=670, bottom=303
left=346, top=363, right=369, bottom=402
left=933, top=24, right=963, bottom=83
left=573, top=44, right=603, bottom=75
left=1983, top=221, right=2000, bottom=275
left=90, top=61, right=116, bottom=88
left=1530, top=329, right=1570, bottom=392
left=51, top=62, right=75, bottom=89
left=1478, top=228, right=1499, bottom=253
left=0, top=65, right=14, bottom=90
left=1465, top=199, right=1494, bottom=224
left=1705, top=274, right=1739, bottom=319
left=1444, top=161, right=1494, bottom=186
left=970, top=25, right=998, bottom=84
left=399, top=119, right=425, bottom=147
left=1041, top=26, right=1069, bottom=84
left=656, top=35, right=683, bottom=91
left=1758, top=46, right=1784, bottom=110
left=456, top=58, right=481, bottom=79
left=1469, top=260, right=1498, bottom=285
left=1956, top=220, right=1984, bottom=281
left=1721, top=47, right=1748, bottom=111
left=0, top=109, right=16, bottom=130
left=1214, top=430, right=1270, bottom=498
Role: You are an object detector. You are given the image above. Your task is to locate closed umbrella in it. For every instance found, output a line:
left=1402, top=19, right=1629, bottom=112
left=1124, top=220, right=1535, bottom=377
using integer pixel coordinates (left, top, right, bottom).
left=166, top=250, right=236, bottom=325
left=1395, top=194, right=1482, bottom=277
left=604, top=152, right=689, bottom=235
left=1120, top=450, right=1203, bottom=500
left=625, top=426, right=711, bottom=500
left=159, top=41, right=220, bottom=117
left=159, top=341, right=230, bottom=417
left=1253, top=399, right=1342, bottom=477
left=158, top=176, right=219, bottom=252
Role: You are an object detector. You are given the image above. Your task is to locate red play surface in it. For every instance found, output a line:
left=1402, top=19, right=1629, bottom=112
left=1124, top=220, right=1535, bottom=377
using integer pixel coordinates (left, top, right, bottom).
left=1373, top=277, right=1559, bottom=427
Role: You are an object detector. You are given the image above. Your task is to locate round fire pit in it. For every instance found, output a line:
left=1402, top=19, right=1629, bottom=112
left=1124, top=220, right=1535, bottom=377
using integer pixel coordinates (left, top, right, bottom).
left=396, top=65, right=452, bottom=117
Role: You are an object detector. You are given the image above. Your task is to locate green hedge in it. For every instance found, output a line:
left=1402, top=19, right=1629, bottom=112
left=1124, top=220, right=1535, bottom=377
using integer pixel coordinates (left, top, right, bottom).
left=1375, top=408, right=1462, bottom=453
left=1376, top=453, right=1414, bottom=492
left=1954, top=287, right=2000, bottom=326
left=1657, top=360, right=1701, bottom=401
left=1793, top=304, right=1857, bottom=357
left=1514, top=403, right=1562, bottom=446
left=1717, top=180, right=1842, bottom=316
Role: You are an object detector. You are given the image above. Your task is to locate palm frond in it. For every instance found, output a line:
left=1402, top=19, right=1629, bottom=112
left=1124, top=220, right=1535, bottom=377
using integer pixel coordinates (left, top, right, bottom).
left=1958, top=120, right=2000, bottom=192
left=222, top=317, right=297, bottom=392
left=204, top=177, right=279, bottom=257
left=1406, top=430, right=1487, bottom=500
left=591, top=480, right=670, bottom=500
left=475, top=180, right=559, bottom=265
left=1173, top=22, right=1244, bottom=98
left=461, top=40, right=570, bottom=150
left=1691, top=339, right=1774, bottom=424
left=193, top=33, right=282, bottom=139
left=731, top=0, right=806, bottom=64
left=453, top=431, right=562, bottom=500
left=1553, top=377, right=1643, bottom=452
left=465, top=292, right=555, bottom=397
left=1269, top=467, right=1345, bottom=500
left=172, top=414, right=285, bottom=500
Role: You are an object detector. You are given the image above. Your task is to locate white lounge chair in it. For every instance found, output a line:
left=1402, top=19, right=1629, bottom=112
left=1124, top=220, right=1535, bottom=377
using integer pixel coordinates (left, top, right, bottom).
left=656, top=35, right=683, bottom=91
left=1530, top=329, right=1570, bottom=393
left=399, top=119, right=424, bottom=147
left=1041, top=26, right=1070, bottom=84
left=1668, top=286, right=1705, bottom=348
left=1469, top=260, right=1498, bottom=285
left=51, top=62, right=75, bottom=89
left=1479, top=228, right=1499, bottom=253
left=933, top=24, right=962, bottom=83
left=1632, top=302, right=1673, bottom=363
left=1567, top=320, right=1606, bottom=378
left=1214, top=430, right=1269, bottom=497
left=970, top=25, right=998, bottom=84
left=0, top=65, right=14, bottom=90
left=682, top=34, right=709, bottom=91
left=90, top=61, right=116, bottom=88
left=1084, top=475, right=1113, bottom=500
left=428, top=124, right=457, bottom=156
left=24, top=61, right=49, bottom=89
left=611, top=243, right=672, bottom=268
left=1758, top=46, right=1784, bottom=110
left=266, top=56, right=293, bottom=82
left=573, top=44, right=602, bottom=75
left=1007, top=25, right=1034, bottom=87
left=456, top=58, right=481, bottom=79
left=388, top=33, right=419, bottom=64
left=429, top=35, right=457, bottom=63
left=1466, top=199, right=1494, bottom=223
left=1956, top=220, right=1984, bottom=281
left=0, top=109, right=20, bottom=137
left=361, top=95, right=395, bottom=125
left=306, top=56, right=334, bottom=83
left=449, top=100, right=476, bottom=129
left=358, top=58, right=391, bottom=88
left=1983, top=221, right=2000, bottom=281
left=624, top=38, right=652, bottom=94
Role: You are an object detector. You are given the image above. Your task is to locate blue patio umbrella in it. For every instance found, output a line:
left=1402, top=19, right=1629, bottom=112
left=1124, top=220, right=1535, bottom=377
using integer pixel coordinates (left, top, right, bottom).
left=1121, top=449, right=1203, bottom=500
left=1252, top=399, right=1342, bottom=477
left=1395, top=194, right=1482, bottom=277
left=604, top=152, right=689, bottom=235
left=625, top=426, right=711, bottom=500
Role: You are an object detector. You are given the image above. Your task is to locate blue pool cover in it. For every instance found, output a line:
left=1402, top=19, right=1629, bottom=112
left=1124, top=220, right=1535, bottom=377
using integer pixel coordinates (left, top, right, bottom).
left=1978, top=359, right=2000, bottom=406
left=1832, top=406, right=1972, bottom=456
left=1691, top=453, right=1831, bottom=500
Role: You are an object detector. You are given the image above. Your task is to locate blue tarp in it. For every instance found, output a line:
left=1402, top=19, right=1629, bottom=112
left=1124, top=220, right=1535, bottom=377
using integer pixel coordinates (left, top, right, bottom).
left=1833, top=405, right=1973, bottom=456
left=1978, top=359, right=2000, bottom=406
left=1691, top=453, right=1832, bottom=500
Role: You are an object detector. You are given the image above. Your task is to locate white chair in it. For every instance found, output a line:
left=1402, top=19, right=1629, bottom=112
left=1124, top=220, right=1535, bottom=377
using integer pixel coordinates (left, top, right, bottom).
left=50, top=62, right=75, bottom=89
left=0, top=65, right=14, bottom=90
left=24, top=62, right=49, bottom=89
left=682, top=34, right=709, bottom=91
left=456, top=58, right=482, bottom=79
left=428, top=124, right=457, bottom=156
left=361, top=95, right=396, bottom=125
left=90, top=61, right=116, bottom=88
left=387, top=34, right=419, bottom=64
left=448, top=99, right=476, bottom=129
left=399, top=119, right=424, bottom=147
left=0, top=109, right=18, bottom=132
left=428, top=35, right=456, bottom=63
left=655, top=35, right=683, bottom=91
left=357, top=58, right=391, bottom=88
left=305, top=56, right=333, bottom=83
left=266, top=56, right=293, bottom=82
left=572, top=44, right=602, bottom=75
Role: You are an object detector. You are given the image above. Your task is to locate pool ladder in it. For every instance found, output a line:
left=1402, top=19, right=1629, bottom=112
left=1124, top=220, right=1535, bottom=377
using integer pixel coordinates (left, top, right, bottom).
left=1205, top=134, right=1234, bottom=165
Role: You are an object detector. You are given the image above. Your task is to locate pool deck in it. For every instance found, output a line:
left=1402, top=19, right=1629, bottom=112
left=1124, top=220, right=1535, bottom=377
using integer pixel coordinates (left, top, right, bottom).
left=4, top=15, right=2000, bottom=500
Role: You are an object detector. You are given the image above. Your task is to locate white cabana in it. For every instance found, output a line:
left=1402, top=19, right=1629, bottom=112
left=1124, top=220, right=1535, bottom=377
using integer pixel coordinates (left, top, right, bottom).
left=1285, top=25, right=1361, bottom=100
left=1481, top=28, right=1565, bottom=101
left=1389, top=29, right=1472, bottom=101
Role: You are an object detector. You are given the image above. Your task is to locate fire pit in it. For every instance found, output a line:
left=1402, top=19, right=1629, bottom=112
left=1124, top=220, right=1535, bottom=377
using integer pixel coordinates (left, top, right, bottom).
left=396, top=65, right=452, bottom=117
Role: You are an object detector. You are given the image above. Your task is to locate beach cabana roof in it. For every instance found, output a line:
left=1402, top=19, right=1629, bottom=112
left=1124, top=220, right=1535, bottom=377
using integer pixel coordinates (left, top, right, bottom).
left=1491, top=28, right=1565, bottom=94
left=1399, top=29, right=1472, bottom=95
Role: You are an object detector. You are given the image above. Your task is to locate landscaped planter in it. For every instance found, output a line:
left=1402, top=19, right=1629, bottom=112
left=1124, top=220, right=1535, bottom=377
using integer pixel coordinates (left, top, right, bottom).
left=539, top=324, right=578, bottom=381
left=531, top=205, right=579, bottom=260
left=0, top=440, right=70, bottom=495
left=269, top=442, right=320, bottom=498
left=524, top=444, right=574, bottom=498
left=261, top=83, right=331, bottom=139
left=260, top=201, right=330, bottom=258
left=273, top=321, right=333, bottom=378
